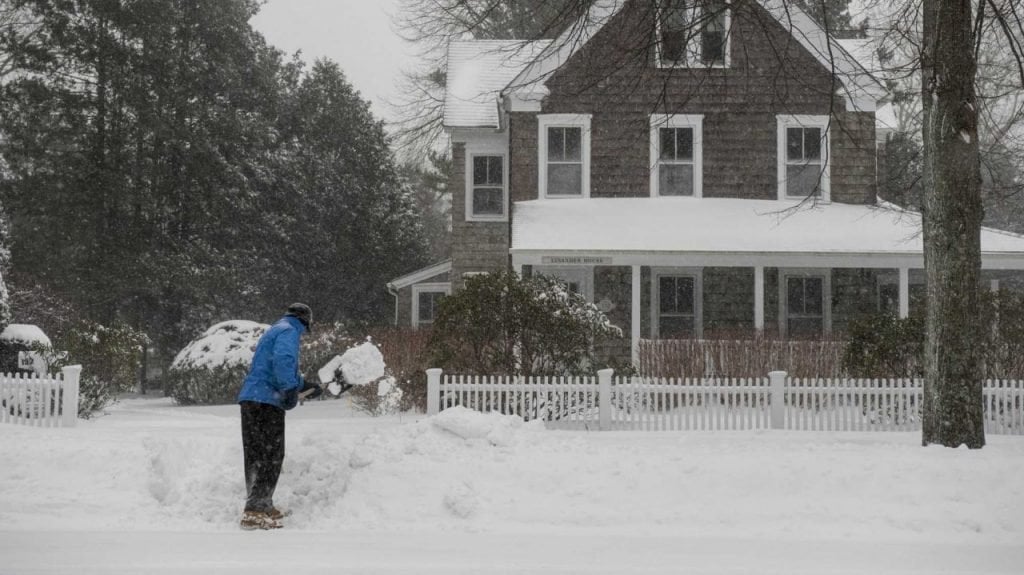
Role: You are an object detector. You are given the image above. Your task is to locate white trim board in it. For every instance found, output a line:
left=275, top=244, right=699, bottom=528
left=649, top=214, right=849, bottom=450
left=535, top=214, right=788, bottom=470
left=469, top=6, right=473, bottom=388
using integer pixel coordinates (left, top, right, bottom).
left=388, top=261, right=453, bottom=291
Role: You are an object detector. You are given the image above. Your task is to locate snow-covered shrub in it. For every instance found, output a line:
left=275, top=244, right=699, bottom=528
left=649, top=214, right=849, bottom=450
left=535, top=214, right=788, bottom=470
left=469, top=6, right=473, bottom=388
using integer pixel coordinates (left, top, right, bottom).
left=43, top=321, right=148, bottom=418
left=165, top=320, right=267, bottom=405
left=428, top=271, right=623, bottom=377
left=0, top=323, right=52, bottom=374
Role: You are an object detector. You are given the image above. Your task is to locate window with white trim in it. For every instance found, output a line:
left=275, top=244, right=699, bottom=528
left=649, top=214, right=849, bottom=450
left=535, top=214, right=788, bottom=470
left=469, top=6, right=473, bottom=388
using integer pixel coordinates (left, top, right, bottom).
left=538, top=115, right=591, bottom=198
left=652, top=269, right=702, bottom=338
left=876, top=272, right=926, bottom=315
left=468, top=154, right=506, bottom=219
left=780, top=271, right=830, bottom=338
left=650, top=115, right=703, bottom=197
left=778, top=115, right=830, bottom=201
left=658, top=0, right=730, bottom=68
left=412, top=283, right=450, bottom=328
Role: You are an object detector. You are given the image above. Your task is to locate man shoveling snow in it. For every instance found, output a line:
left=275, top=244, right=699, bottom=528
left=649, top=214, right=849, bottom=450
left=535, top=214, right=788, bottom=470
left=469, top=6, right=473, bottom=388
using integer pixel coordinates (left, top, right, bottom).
left=236, top=303, right=321, bottom=531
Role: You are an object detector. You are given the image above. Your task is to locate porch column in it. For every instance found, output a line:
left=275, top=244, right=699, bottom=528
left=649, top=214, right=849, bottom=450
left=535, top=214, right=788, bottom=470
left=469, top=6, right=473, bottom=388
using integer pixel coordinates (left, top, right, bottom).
left=898, top=267, right=910, bottom=319
left=632, top=264, right=641, bottom=366
left=754, top=266, right=765, bottom=330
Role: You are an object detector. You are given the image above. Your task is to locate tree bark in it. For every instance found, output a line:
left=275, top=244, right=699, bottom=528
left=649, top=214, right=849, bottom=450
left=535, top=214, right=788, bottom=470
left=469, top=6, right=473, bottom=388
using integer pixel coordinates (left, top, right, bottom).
left=920, top=0, right=986, bottom=448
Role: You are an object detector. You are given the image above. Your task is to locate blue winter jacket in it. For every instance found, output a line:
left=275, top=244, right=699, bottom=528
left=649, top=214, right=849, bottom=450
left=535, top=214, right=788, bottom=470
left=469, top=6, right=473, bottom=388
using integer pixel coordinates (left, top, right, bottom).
left=237, top=316, right=306, bottom=410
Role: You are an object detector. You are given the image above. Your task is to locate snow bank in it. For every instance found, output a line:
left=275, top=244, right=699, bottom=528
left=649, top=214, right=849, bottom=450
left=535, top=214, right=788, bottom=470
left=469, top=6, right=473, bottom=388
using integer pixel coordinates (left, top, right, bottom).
left=171, top=320, right=267, bottom=370
left=2, top=397, right=1023, bottom=556
left=0, top=323, right=51, bottom=347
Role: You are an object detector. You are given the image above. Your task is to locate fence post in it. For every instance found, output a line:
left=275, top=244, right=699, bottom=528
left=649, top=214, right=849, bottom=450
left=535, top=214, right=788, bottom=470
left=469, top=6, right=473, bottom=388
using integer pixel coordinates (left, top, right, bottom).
left=598, top=368, right=613, bottom=431
left=768, top=370, right=787, bottom=430
left=426, top=368, right=442, bottom=415
left=61, top=365, right=82, bottom=428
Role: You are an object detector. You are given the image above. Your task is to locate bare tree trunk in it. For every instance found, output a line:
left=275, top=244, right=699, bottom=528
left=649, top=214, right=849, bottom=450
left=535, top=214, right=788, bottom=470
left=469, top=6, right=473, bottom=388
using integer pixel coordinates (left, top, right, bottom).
left=920, top=0, right=985, bottom=448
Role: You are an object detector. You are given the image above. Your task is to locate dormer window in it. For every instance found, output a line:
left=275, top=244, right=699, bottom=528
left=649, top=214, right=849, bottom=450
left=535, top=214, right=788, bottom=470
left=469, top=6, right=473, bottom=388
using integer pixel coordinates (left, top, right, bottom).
left=658, top=0, right=730, bottom=68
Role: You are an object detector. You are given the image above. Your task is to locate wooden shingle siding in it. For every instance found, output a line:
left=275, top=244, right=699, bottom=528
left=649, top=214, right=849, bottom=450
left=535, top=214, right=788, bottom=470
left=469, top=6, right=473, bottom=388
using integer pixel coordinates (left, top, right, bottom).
left=451, top=142, right=510, bottom=286
left=507, top=0, right=875, bottom=204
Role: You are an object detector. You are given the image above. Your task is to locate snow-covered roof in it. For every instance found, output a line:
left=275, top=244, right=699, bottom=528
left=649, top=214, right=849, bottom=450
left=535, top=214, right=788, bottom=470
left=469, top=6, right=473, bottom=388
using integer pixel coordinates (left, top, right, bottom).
left=0, top=324, right=51, bottom=347
left=836, top=39, right=898, bottom=134
left=505, top=0, right=887, bottom=112
left=444, top=40, right=551, bottom=129
left=511, top=198, right=1024, bottom=260
left=387, top=260, right=452, bottom=291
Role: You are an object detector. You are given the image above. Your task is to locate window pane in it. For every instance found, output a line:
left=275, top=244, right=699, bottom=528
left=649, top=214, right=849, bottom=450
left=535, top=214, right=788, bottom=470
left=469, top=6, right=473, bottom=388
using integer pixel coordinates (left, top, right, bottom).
left=676, top=127, right=693, bottom=159
left=661, top=1, right=688, bottom=62
left=787, top=277, right=805, bottom=314
left=787, top=163, right=822, bottom=197
left=660, top=128, right=676, bottom=161
left=473, top=187, right=504, bottom=216
left=804, top=277, right=824, bottom=315
left=548, top=163, right=582, bottom=195
left=659, top=164, right=694, bottom=196
left=563, top=127, right=582, bottom=161
left=804, top=128, right=822, bottom=160
left=473, top=156, right=502, bottom=186
left=488, top=156, right=503, bottom=182
left=659, top=276, right=694, bottom=314
left=473, top=156, right=488, bottom=185
left=660, top=316, right=696, bottom=338
left=787, top=127, right=804, bottom=160
left=548, top=127, right=565, bottom=161
left=418, top=292, right=444, bottom=323
left=700, top=2, right=727, bottom=66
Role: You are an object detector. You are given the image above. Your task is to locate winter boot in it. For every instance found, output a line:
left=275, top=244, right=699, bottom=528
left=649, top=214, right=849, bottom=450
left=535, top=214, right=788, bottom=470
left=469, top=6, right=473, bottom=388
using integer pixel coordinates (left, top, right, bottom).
left=267, top=507, right=290, bottom=520
left=240, top=510, right=283, bottom=530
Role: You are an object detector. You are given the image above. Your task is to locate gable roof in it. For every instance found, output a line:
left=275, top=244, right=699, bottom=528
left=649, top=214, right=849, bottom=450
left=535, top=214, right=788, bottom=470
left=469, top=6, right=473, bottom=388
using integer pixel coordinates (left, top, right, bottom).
left=444, top=40, right=551, bottom=129
left=503, top=0, right=887, bottom=112
left=387, top=260, right=452, bottom=291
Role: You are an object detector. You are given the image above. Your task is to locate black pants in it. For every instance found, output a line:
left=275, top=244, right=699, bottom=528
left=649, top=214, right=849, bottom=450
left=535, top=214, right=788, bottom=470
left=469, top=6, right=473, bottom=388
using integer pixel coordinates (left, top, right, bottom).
left=240, top=401, right=286, bottom=513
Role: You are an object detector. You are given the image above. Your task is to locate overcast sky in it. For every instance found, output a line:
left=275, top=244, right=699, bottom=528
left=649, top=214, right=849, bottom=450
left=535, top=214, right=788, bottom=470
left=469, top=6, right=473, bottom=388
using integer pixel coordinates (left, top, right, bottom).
left=250, top=0, right=414, bottom=122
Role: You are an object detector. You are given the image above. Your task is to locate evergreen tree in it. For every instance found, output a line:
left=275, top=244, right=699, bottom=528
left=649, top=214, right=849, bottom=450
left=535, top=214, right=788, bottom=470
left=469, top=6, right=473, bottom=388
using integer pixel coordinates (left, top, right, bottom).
left=0, top=1, right=431, bottom=364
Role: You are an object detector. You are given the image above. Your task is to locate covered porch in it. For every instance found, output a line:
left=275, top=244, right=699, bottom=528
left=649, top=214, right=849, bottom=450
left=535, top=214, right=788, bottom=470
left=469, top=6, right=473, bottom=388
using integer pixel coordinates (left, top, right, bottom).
left=510, top=198, right=1024, bottom=364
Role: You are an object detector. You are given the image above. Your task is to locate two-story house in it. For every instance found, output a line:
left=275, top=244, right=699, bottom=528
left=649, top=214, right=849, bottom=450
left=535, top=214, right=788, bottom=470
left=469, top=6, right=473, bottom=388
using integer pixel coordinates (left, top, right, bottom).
left=387, top=0, right=1024, bottom=363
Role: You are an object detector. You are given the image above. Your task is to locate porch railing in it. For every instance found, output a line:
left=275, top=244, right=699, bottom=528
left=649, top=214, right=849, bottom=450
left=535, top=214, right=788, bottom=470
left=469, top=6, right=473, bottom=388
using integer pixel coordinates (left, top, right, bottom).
left=639, top=338, right=848, bottom=378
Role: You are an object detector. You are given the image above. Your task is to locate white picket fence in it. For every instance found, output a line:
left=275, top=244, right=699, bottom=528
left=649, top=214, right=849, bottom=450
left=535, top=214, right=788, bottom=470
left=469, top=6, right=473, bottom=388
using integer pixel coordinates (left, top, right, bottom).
left=0, top=366, right=82, bottom=428
left=425, top=369, right=1024, bottom=435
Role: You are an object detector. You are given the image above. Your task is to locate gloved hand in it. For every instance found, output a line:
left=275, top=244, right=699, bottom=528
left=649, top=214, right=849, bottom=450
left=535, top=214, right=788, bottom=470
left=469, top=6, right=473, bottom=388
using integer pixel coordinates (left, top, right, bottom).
left=300, top=379, right=323, bottom=401
left=282, top=388, right=299, bottom=410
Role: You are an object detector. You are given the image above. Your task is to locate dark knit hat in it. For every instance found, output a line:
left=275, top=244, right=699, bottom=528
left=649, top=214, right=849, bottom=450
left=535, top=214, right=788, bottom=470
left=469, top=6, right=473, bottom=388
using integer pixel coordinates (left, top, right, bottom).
left=285, top=303, right=312, bottom=330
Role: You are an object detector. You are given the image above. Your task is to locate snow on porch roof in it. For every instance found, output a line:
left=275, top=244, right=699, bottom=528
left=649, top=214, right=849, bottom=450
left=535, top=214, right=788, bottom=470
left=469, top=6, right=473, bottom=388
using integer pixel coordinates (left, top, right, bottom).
left=444, top=40, right=551, bottom=129
left=510, top=198, right=1024, bottom=258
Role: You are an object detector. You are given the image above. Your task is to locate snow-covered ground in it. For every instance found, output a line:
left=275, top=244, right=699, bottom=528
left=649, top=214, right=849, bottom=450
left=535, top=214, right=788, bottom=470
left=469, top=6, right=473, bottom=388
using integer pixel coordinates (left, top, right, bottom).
left=1, top=396, right=1022, bottom=574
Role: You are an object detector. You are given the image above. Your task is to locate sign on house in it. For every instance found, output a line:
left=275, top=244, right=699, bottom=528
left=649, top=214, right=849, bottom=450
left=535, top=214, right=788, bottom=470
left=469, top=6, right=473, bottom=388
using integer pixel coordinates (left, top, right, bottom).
left=541, top=256, right=613, bottom=265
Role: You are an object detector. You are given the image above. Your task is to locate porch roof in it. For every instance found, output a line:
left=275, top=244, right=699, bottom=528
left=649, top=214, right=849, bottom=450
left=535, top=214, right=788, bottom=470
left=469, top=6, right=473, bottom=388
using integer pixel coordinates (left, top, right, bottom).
left=510, top=198, right=1024, bottom=266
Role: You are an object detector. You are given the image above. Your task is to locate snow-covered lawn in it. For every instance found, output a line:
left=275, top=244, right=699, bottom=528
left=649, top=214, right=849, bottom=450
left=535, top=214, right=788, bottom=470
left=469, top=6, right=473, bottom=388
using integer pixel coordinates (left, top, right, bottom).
left=1, top=396, right=1022, bottom=574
